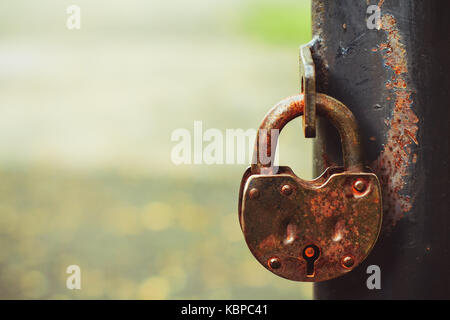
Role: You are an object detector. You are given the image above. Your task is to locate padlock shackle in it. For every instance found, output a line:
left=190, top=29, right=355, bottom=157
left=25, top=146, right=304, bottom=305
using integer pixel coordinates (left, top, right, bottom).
left=251, top=93, right=363, bottom=174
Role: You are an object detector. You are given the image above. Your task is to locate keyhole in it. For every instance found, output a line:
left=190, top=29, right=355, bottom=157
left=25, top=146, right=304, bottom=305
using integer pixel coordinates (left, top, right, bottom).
left=302, top=245, right=320, bottom=277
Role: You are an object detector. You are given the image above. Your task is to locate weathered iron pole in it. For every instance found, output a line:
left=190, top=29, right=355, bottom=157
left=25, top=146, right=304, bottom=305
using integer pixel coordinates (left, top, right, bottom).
left=311, top=0, right=450, bottom=299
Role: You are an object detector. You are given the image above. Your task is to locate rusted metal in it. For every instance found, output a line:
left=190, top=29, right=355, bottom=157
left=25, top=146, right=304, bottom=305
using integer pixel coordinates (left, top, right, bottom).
left=299, top=38, right=318, bottom=138
left=239, top=166, right=382, bottom=282
left=312, top=0, right=450, bottom=299
left=251, top=93, right=363, bottom=174
left=341, top=255, right=355, bottom=269
left=239, top=93, right=382, bottom=282
left=371, top=9, right=418, bottom=228
left=353, top=179, right=367, bottom=194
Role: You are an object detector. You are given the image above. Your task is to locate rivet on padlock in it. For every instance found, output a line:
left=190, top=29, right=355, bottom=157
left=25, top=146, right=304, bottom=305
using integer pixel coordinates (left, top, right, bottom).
left=238, top=93, right=383, bottom=282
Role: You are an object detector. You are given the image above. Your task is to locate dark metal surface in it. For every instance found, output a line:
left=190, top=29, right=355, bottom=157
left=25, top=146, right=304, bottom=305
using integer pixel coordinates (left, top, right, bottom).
left=239, top=93, right=382, bottom=282
left=312, top=0, right=450, bottom=299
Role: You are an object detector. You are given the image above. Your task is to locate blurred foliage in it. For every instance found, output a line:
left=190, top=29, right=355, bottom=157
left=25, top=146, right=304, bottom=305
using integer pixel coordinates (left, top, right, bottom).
left=0, top=166, right=312, bottom=299
left=240, top=0, right=311, bottom=46
left=0, top=0, right=312, bottom=299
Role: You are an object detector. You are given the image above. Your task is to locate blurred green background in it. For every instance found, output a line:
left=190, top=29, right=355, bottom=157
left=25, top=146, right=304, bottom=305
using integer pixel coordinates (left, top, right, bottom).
left=0, top=0, right=313, bottom=299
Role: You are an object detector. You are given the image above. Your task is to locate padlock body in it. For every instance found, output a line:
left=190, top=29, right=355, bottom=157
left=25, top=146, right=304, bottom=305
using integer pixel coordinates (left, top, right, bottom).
left=239, top=166, right=382, bottom=282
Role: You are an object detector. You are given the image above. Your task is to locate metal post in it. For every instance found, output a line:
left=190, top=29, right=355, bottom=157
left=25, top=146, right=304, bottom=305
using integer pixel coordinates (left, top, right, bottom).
left=311, top=0, right=450, bottom=299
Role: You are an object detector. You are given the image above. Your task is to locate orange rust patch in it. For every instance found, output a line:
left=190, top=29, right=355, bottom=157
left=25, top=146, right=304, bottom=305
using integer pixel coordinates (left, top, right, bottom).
left=258, top=234, right=280, bottom=251
left=372, top=14, right=419, bottom=227
left=309, top=191, right=348, bottom=225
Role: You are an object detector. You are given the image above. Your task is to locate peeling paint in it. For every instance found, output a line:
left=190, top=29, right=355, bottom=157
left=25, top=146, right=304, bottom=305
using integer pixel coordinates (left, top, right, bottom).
left=372, top=13, right=419, bottom=227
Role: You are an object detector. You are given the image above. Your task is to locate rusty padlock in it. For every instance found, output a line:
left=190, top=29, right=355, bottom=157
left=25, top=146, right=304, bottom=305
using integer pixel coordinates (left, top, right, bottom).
left=238, top=93, right=382, bottom=282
